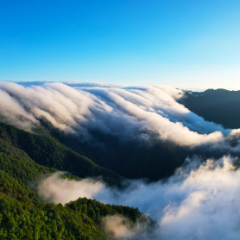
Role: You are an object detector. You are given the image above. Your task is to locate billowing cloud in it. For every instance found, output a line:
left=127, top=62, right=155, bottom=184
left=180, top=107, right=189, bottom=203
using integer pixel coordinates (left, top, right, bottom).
left=0, top=88, right=37, bottom=131
left=38, top=156, right=240, bottom=240
left=2, top=82, right=240, bottom=239
left=37, top=172, right=105, bottom=204
left=0, top=82, right=237, bottom=147
left=101, top=215, right=138, bottom=239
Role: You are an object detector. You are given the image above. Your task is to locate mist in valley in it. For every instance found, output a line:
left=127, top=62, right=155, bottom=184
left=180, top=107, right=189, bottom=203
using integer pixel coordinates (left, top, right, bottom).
left=1, top=82, right=240, bottom=239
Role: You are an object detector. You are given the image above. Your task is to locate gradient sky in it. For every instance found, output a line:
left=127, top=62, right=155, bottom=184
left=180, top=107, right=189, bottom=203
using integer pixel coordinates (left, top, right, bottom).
left=1, top=0, right=240, bottom=90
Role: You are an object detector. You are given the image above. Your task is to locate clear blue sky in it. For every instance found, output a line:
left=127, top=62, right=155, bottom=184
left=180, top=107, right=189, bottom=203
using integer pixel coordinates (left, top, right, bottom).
left=1, top=0, right=240, bottom=90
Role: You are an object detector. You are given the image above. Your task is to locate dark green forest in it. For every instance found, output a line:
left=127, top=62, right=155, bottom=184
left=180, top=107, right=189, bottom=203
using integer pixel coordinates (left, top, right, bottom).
left=0, top=122, right=150, bottom=240
left=42, top=123, right=188, bottom=182
left=0, top=121, right=189, bottom=182
left=0, top=122, right=123, bottom=186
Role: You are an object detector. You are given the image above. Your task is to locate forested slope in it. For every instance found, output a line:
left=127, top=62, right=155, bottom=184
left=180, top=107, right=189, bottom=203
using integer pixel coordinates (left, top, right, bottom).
left=47, top=127, right=188, bottom=181
left=0, top=125, right=150, bottom=239
left=0, top=122, right=123, bottom=186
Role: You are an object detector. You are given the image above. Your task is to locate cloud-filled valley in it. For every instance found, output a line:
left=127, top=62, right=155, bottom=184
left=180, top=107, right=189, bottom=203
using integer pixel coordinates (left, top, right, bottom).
left=38, top=156, right=240, bottom=240
left=1, top=82, right=240, bottom=239
left=1, top=82, right=240, bottom=179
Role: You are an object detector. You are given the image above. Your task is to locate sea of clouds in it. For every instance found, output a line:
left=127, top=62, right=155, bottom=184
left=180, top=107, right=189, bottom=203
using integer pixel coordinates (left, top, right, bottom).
left=1, top=82, right=240, bottom=239
left=0, top=81, right=239, bottom=148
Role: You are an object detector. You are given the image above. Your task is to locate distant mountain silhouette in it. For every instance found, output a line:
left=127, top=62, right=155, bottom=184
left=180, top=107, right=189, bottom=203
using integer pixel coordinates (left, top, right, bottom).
left=182, top=89, right=240, bottom=129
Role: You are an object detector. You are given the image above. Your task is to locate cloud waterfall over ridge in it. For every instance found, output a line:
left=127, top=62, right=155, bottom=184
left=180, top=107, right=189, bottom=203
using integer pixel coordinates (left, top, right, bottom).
left=2, top=82, right=240, bottom=238
left=0, top=82, right=238, bottom=147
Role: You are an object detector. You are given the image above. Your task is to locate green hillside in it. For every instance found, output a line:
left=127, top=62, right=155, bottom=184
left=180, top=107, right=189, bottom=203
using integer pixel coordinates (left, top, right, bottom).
left=0, top=125, right=150, bottom=239
left=47, top=127, right=188, bottom=181
left=0, top=122, right=123, bottom=186
left=0, top=194, right=143, bottom=240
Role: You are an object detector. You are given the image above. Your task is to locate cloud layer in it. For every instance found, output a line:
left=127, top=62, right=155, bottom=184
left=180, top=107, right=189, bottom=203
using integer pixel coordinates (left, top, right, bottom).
left=0, top=82, right=237, bottom=148
left=38, top=156, right=240, bottom=240
left=2, top=82, right=240, bottom=239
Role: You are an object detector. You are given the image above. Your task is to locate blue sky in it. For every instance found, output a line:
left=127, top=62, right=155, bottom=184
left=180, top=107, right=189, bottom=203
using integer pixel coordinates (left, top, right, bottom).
left=1, top=0, right=240, bottom=90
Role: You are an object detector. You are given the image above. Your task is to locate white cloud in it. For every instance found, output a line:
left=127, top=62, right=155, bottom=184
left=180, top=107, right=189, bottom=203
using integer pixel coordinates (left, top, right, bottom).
left=38, top=156, right=240, bottom=240
left=0, top=82, right=237, bottom=148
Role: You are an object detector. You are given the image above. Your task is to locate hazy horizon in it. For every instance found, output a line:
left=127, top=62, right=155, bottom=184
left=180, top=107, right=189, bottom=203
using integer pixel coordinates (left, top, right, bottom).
left=1, top=80, right=240, bottom=92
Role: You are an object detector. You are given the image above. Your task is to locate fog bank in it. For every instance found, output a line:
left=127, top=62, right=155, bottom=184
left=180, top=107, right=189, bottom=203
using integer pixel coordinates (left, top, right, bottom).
left=38, top=156, right=240, bottom=240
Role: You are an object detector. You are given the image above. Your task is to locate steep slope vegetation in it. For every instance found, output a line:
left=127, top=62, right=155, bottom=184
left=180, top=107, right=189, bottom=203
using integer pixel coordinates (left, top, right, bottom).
left=0, top=122, right=123, bottom=186
left=0, top=130, right=149, bottom=240
left=46, top=126, right=189, bottom=181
